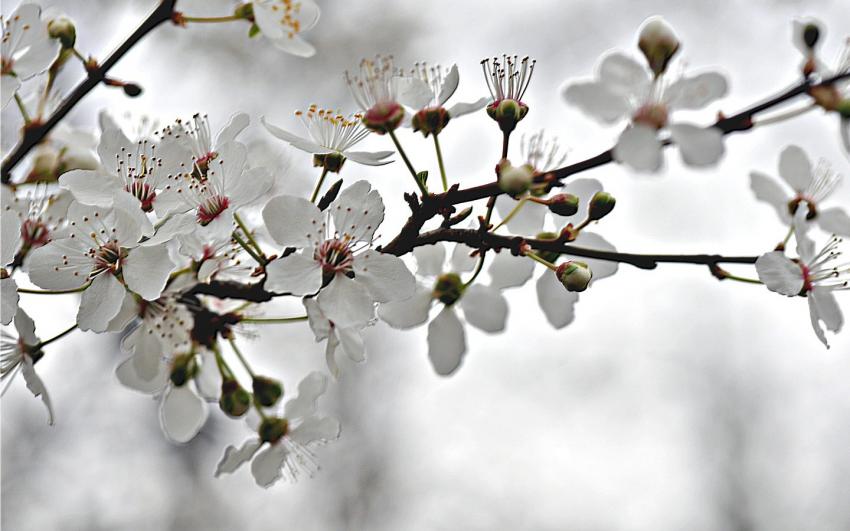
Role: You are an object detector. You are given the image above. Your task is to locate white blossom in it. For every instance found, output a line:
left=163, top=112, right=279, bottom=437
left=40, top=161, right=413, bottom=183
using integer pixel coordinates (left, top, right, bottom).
left=1, top=3, right=60, bottom=109
left=1, top=308, right=53, bottom=424
left=262, top=180, right=416, bottom=328
left=252, top=0, right=321, bottom=58
left=395, top=62, right=488, bottom=120
left=303, top=297, right=367, bottom=378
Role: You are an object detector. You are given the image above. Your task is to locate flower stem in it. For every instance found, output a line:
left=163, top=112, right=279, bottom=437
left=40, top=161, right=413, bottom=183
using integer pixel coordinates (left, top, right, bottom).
left=14, top=93, right=31, bottom=125
left=525, top=251, right=557, bottom=271
left=232, top=231, right=265, bottom=266
left=492, top=196, right=529, bottom=232
left=433, top=133, right=448, bottom=192
left=234, top=213, right=267, bottom=263
left=310, top=166, right=330, bottom=203
left=463, top=253, right=487, bottom=288
left=180, top=15, right=242, bottom=23
left=240, top=316, right=308, bottom=324
left=18, top=283, right=90, bottom=295
left=212, top=343, right=235, bottom=380
left=228, top=338, right=255, bottom=378
left=34, top=324, right=78, bottom=350
left=388, top=129, right=427, bottom=195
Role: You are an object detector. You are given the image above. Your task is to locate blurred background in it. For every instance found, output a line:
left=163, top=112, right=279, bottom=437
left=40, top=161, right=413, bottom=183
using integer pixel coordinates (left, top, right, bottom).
left=2, top=0, right=850, bottom=529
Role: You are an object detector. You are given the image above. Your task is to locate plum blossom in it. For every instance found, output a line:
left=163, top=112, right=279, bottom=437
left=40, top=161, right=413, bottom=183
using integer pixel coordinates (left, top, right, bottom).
left=562, top=35, right=728, bottom=171
left=252, top=0, right=321, bottom=58
left=262, top=180, right=415, bottom=328
left=214, top=371, right=340, bottom=487
left=378, top=242, right=507, bottom=376
left=756, top=208, right=848, bottom=347
left=160, top=112, right=251, bottom=175
left=1, top=308, right=53, bottom=424
left=25, top=201, right=177, bottom=332
left=1, top=3, right=61, bottom=109
left=750, top=145, right=850, bottom=235
left=345, top=55, right=407, bottom=132
left=303, top=297, right=367, bottom=378
left=262, top=105, right=393, bottom=166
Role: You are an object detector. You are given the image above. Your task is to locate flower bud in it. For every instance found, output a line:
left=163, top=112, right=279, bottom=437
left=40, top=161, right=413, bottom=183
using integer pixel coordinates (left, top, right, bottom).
left=547, top=193, right=579, bottom=216
left=486, top=99, right=529, bottom=133
left=252, top=376, right=283, bottom=407
left=313, top=152, right=346, bottom=173
left=535, top=231, right=561, bottom=264
left=802, top=23, right=820, bottom=49
left=219, top=379, right=251, bottom=418
left=362, top=101, right=405, bottom=134
left=588, top=191, right=616, bottom=221
left=555, top=261, right=592, bottom=292
left=412, top=107, right=451, bottom=137
left=169, top=353, right=198, bottom=387
left=233, top=3, right=254, bottom=20
left=559, top=223, right=579, bottom=242
left=497, top=159, right=535, bottom=195
left=638, top=16, right=680, bottom=77
left=48, top=17, right=76, bottom=49
left=258, top=417, right=289, bottom=444
left=432, top=273, right=464, bottom=306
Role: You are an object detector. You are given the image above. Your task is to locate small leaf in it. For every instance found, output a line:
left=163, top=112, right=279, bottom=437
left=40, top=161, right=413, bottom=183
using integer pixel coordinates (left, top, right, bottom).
left=317, top=179, right=343, bottom=211
left=416, top=171, right=429, bottom=188
left=248, top=24, right=261, bottom=38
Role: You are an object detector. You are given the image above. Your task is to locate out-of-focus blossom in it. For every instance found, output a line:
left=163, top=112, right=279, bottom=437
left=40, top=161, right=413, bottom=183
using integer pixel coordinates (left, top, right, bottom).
left=1, top=3, right=61, bottom=109
left=1, top=308, right=53, bottom=424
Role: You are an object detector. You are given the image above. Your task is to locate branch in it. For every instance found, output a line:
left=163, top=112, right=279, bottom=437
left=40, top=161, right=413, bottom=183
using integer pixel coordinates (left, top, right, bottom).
left=0, top=0, right=178, bottom=183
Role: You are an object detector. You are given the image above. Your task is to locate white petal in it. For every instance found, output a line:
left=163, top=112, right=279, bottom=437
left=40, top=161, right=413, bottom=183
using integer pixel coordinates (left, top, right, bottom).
left=159, top=385, right=208, bottom=443
left=296, top=0, right=321, bottom=31
left=59, top=169, right=117, bottom=206
left=437, top=64, right=460, bottom=106
left=106, top=291, right=138, bottom=332
left=447, top=97, right=489, bottom=119
left=840, top=117, right=850, bottom=156
left=778, top=145, right=813, bottom=193
left=124, top=245, right=175, bottom=301
left=450, top=244, right=478, bottom=272
left=216, top=113, right=250, bottom=146
left=261, top=117, right=327, bottom=154
left=2, top=210, right=22, bottom=265
left=342, top=150, right=394, bottom=166
left=272, top=34, right=316, bottom=58
left=251, top=443, right=288, bottom=488
left=317, top=273, right=375, bottom=328
left=215, top=438, right=262, bottom=477
left=396, top=76, right=434, bottom=109
left=14, top=306, right=38, bottom=344
left=427, top=306, right=466, bottom=376
left=262, top=195, right=323, bottom=248
left=253, top=1, right=285, bottom=38
left=195, top=349, right=222, bottom=401
left=21, top=356, right=54, bottom=426
left=536, top=270, right=579, bottom=329
left=1, top=277, right=19, bottom=325
left=669, top=123, right=725, bottom=167
left=750, top=171, right=791, bottom=222
left=664, top=72, right=728, bottom=110
left=488, top=252, right=535, bottom=289
left=227, top=166, right=273, bottom=209
left=613, top=125, right=663, bottom=172
left=562, top=81, right=632, bottom=124
left=817, top=208, right=850, bottom=237
left=755, top=251, right=804, bottom=296
left=330, top=180, right=384, bottom=243
left=1, top=75, right=21, bottom=109
left=459, top=284, right=508, bottom=333
left=353, top=250, right=415, bottom=303
left=337, top=326, right=365, bottom=363
left=413, top=243, right=446, bottom=276
left=12, top=35, right=60, bottom=80
left=303, top=298, right=331, bottom=341
left=123, top=326, right=166, bottom=381
left=597, top=52, right=651, bottom=98
left=24, top=239, right=90, bottom=290
left=115, top=355, right=169, bottom=394
left=808, top=287, right=842, bottom=347
left=324, top=333, right=340, bottom=379
left=289, top=415, right=341, bottom=445
left=284, top=371, right=328, bottom=420
left=494, top=195, right=547, bottom=235
left=141, top=213, right=196, bottom=247
left=264, top=252, right=322, bottom=295
left=572, top=232, right=619, bottom=281
left=378, top=284, right=433, bottom=329
left=77, top=274, right=127, bottom=333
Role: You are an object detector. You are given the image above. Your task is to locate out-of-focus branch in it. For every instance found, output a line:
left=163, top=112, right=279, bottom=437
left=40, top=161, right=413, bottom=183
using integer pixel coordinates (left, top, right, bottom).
left=1, top=0, right=178, bottom=183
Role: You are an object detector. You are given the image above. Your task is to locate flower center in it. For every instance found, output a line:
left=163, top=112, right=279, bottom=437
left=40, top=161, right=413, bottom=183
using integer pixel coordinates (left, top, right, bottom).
left=1, top=57, right=13, bottom=75
left=788, top=195, right=818, bottom=219
left=800, top=263, right=814, bottom=293
left=194, top=151, right=217, bottom=179
left=315, top=239, right=354, bottom=275
left=124, top=180, right=157, bottom=212
left=197, top=195, right=230, bottom=226
left=633, top=103, right=669, bottom=129
left=90, top=241, right=126, bottom=277
left=21, top=218, right=50, bottom=248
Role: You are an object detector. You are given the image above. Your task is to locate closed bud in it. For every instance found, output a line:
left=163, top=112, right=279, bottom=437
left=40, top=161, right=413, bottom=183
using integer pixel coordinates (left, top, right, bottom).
left=313, top=152, right=346, bottom=173
left=588, top=191, right=616, bottom=221
left=219, top=379, right=251, bottom=418
left=486, top=98, right=528, bottom=133
left=432, top=273, right=464, bottom=306
left=258, top=417, right=289, bottom=444
left=362, top=101, right=405, bottom=134
left=547, top=193, right=579, bottom=216
left=497, top=159, right=535, bottom=195
left=555, top=261, right=592, bottom=292
left=122, top=83, right=142, bottom=97
left=48, top=17, right=76, bottom=48
left=535, top=231, right=561, bottom=264
left=233, top=3, right=254, bottom=20
left=252, top=376, right=283, bottom=407
left=412, top=107, right=451, bottom=137
left=802, top=23, right=820, bottom=49
left=638, top=16, right=680, bottom=76
left=169, top=353, right=198, bottom=387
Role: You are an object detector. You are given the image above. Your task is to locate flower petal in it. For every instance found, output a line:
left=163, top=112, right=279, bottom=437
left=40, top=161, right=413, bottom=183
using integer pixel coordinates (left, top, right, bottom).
left=809, top=287, right=843, bottom=347
left=124, top=245, right=176, bottom=301
left=613, top=125, right=663, bottom=172
left=330, top=180, right=384, bottom=243
left=664, top=72, right=728, bottom=110
left=21, top=355, right=54, bottom=425
left=817, top=207, right=850, bottom=237
left=1, top=210, right=21, bottom=266
left=572, top=232, right=619, bottom=281
left=446, top=97, right=488, bottom=118
left=396, top=76, right=435, bottom=110
left=263, top=195, right=324, bottom=248
left=115, top=355, right=169, bottom=394
left=159, top=385, right=208, bottom=443
left=413, top=244, right=445, bottom=276
left=337, top=326, right=365, bottom=363
left=1, top=277, right=19, bottom=326
left=265, top=252, right=322, bottom=295
left=494, top=195, right=547, bottom=235
left=427, top=306, right=466, bottom=376
left=59, top=169, right=117, bottom=207
left=669, top=123, right=725, bottom=167
left=342, top=150, right=394, bottom=166
left=437, top=64, right=460, bottom=106
left=562, top=81, right=632, bottom=124
left=378, top=284, right=433, bottom=329
left=215, top=437, right=262, bottom=477
left=77, top=274, right=127, bottom=332
left=317, top=273, right=375, bottom=328
left=597, top=52, right=651, bottom=98
left=261, top=117, right=327, bottom=154
left=24, top=239, right=90, bottom=290
left=778, top=145, right=812, bottom=193
left=289, top=415, right=341, bottom=445
left=460, top=284, right=508, bottom=333
left=750, top=171, right=791, bottom=222
left=755, top=251, right=804, bottom=296
left=216, top=112, right=250, bottom=146
left=272, top=34, right=316, bottom=58
left=536, top=270, right=579, bottom=329
left=304, top=298, right=331, bottom=341
left=450, top=244, right=478, bottom=272
left=1, top=75, right=21, bottom=110
left=251, top=443, right=288, bottom=488
left=227, top=166, right=274, bottom=209
left=488, top=252, right=535, bottom=289
left=284, top=371, right=328, bottom=420
left=353, top=250, right=415, bottom=303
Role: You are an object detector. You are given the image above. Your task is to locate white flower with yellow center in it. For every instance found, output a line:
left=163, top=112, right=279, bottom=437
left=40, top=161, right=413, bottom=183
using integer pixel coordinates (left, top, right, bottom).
left=1, top=3, right=60, bottom=109
left=253, top=0, right=320, bottom=58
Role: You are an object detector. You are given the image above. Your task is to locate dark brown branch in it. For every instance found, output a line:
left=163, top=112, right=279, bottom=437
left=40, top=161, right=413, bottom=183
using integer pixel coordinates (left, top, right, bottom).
left=1, top=0, right=178, bottom=183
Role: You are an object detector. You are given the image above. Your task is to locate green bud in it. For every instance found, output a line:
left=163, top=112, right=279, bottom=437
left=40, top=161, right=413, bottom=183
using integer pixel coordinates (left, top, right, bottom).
left=555, top=261, right=592, bottom=292
left=638, top=16, right=680, bottom=77
left=48, top=17, right=76, bottom=49
left=588, top=191, right=616, bottom=221
left=219, top=379, right=251, bottom=418
left=432, top=273, right=464, bottom=306
left=497, top=160, right=534, bottom=195
left=547, top=193, right=579, bottom=217
left=313, top=152, right=346, bottom=173
left=252, top=376, right=283, bottom=407
left=535, top=231, right=561, bottom=264
left=258, top=417, right=289, bottom=444
left=169, top=353, right=198, bottom=387
left=802, top=23, right=820, bottom=49
left=234, top=3, right=254, bottom=19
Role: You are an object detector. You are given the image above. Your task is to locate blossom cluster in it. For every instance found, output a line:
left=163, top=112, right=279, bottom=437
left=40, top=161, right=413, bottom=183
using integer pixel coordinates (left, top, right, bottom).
left=1, top=3, right=848, bottom=488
